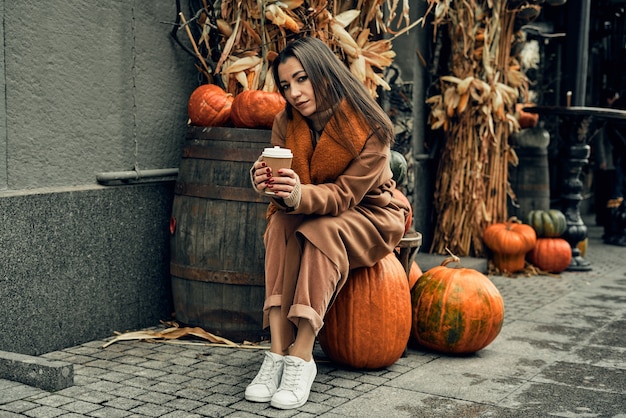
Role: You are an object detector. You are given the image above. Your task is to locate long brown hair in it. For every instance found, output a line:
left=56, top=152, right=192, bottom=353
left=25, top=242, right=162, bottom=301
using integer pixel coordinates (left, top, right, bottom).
left=271, top=37, right=394, bottom=149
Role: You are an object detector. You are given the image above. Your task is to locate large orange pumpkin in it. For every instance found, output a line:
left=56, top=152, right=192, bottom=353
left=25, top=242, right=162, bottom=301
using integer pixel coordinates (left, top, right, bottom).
left=527, top=237, right=572, bottom=273
left=410, top=256, right=505, bottom=354
left=188, top=84, right=233, bottom=127
left=230, top=90, right=286, bottom=129
left=318, top=253, right=411, bottom=369
left=483, top=217, right=537, bottom=273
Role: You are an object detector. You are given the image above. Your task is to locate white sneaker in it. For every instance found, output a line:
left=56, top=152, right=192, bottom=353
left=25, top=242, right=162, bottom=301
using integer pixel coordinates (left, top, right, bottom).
left=270, top=355, right=317, bottom=410
left=245, top=351, right=284, bottom=402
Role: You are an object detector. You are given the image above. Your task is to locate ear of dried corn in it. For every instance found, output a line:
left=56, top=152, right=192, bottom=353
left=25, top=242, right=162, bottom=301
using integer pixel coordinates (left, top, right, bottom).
left=424, top=0, right=538, bottom=257
left=176, top=1, right=417, bottom=98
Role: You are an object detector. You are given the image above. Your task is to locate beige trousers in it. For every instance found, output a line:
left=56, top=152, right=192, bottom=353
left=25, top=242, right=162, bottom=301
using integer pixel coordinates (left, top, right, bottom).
left=262, top=212, right=341, bottom=336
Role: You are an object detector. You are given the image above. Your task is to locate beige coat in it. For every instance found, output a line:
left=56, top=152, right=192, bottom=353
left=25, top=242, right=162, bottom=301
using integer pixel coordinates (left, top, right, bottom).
left=267, top=110, right=408, bottom=282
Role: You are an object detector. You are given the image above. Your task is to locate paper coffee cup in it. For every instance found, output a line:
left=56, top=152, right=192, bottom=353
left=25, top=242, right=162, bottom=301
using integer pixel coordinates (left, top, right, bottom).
left=262, top=146, right=293, bottom=195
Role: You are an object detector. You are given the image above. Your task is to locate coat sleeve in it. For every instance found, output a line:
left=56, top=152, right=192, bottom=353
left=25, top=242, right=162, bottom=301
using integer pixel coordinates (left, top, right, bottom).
left=290, top=137, right=393, bottom=216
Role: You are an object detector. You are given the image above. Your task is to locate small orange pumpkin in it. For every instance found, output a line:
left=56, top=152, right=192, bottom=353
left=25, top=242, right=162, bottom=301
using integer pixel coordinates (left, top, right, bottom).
left=527, top=237, right=572, bottom=273
left=516, top=103, right=539, bottom=129
left=318, top=253, right=411, bottom=369
left=410, top=256, right=505, bottom=354
left=188, top=84, right=233, bottom=127
left=483, top=217, right=537, bottom=273
left=230, top=90, right=286, bottom=129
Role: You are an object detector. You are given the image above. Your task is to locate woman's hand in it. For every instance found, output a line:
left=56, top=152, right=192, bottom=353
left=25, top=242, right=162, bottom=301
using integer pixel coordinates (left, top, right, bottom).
left=252, top=160, right=271, bottom=193
left=267, top=168, right=299, bottom=198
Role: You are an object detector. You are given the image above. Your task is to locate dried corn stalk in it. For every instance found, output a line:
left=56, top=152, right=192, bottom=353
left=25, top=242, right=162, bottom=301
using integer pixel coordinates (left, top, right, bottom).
left=424, top=0, right=538, bottom=257
left=176, top=0, right=420, bottom=98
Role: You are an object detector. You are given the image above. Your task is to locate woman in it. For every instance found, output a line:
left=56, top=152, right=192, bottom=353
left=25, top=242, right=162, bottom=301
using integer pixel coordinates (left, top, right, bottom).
left=246, top=36, right=409, bottom=410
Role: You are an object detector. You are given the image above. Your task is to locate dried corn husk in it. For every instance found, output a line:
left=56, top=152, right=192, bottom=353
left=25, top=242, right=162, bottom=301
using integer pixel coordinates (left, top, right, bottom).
left=102, top=322, right=270, bottom=349
left=423, top=0, right=537, bottom=257
left=176, top=1, right=417, bottom=98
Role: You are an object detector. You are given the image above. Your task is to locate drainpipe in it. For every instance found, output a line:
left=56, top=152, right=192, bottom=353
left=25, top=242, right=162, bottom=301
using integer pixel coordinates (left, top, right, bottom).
left=96, top=168, right=179, bottom=184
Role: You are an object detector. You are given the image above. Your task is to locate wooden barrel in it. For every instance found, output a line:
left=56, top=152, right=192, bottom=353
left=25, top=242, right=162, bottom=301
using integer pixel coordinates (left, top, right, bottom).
left=170, top=126, right=270, bottom=342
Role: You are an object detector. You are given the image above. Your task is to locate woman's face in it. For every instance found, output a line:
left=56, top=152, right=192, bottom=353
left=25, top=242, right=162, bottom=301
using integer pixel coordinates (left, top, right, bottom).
left=277, top=57, right=317, bottom=117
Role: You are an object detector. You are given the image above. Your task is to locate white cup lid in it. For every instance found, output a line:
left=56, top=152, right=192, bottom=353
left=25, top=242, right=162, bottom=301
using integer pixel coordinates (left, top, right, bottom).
left=262, top=146, right=292, bottom=158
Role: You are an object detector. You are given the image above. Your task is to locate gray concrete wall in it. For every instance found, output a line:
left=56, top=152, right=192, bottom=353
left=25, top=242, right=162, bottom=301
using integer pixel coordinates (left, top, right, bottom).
left=0, top=1, right=199, bottom=355
left=0, top=184, right=174, bottom=356
left=2, top=1, right=196, bottom=189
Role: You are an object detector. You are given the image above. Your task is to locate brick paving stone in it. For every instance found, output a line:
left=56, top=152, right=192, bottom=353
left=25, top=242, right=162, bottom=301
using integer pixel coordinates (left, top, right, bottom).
left=211, top=374, right=245, bottom=386
left=310, top=382, right=332, bottom=393
left=107, top=386, right=148, bottom=399
left=109, top=364, right=145, bottom=375
left=203, top=393, right=241, bottom=406
left=113, top=356, right=148, bottom=366
left=162, top=398, right=204, bottom=412
left=325, top=377, right=361, bottom=390
left=326, top=369, right=362, bottom=379
left=0, top=400, right=39, bottom=413
left=123, top=377, right=158, bottom=390
left=307, top=391, right=331, bottom=404
left=209, top=383, right=243, bottom=397
left=134, top=391, right=176, bottom=405
left=160, top=411, right=203, bottom=418
left=316, top=395, right=349, bottom=408
left=191, top=404, right=235, bottom=417
left=71, top=389, right=116, bottom=404
left=174, top=387, right=212, bottom=401
left=297, top=400, right=334, bottom=416
left=130, top=369, right=168, bottom=379
left=0, top=385, right=43, bottom=404
left=75, top=366, right=110, bottom=378
left=129, top=403, right=174, bottom=417
left=55, top=385, right=88, bottom=398
left=169, top=357, right=202, bottom=367
left=223, top=411, right=259, bottom=418
left=353, top=382, right=377, bottom=392
left=84, top=380, right=125, bottom=393
left=185, top=369, right=221, bottom=380
left=355, top=374, right=389, bottom=385
left=32, top=394, right=74, bottom=407
left=123, top=348, right=158, bottom=358
left=102, top=396, right=144, bottom=411
left=136, top=360, right=170, bottom=371
left=64, top=346, right=101, bottom=356
left=91, top=350, right=125, bottom=361
left=22, top=405, right=66, bottom=417
left=71, top=375, right=99, bottom=386
left=0, top=412, right=26, bottom=418
left=325, top=385, right=362, bottom=400
left=83, top=359, right=118, bottom=370
left=87, top=406, right=131, bottom=417
left=59, top=400, right=102, bottom=415
left=155, top=373, right=193, bottom=385
left=98, top=371, right=134, bottom=383
left=161, top=365, right=197, bottom=376
left=147, top=381, right=185, bottom=395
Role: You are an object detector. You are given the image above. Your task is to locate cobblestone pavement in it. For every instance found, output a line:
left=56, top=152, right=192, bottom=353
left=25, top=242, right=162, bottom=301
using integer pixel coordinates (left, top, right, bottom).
left=1, top=219, right=625, bottom=417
